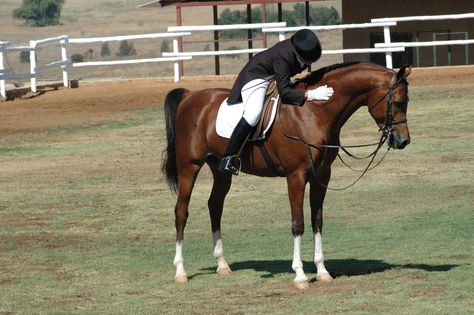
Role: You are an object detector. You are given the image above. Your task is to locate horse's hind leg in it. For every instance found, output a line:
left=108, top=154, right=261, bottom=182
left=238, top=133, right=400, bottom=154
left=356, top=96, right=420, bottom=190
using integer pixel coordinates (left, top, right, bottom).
left=208, top=166, right=233, bottom=276
left=174, top=162, right=202, bottom=284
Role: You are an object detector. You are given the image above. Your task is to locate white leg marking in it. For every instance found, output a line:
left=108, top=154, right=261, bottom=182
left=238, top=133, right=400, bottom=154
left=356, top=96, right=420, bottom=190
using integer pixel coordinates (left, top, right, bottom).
left=292, top=236, right=308, bottom=286
left=174, top=240, right=188, bottom=283
left=212, top=231, right=232, bottom=275
left=313, top=232, right=333, bottom=282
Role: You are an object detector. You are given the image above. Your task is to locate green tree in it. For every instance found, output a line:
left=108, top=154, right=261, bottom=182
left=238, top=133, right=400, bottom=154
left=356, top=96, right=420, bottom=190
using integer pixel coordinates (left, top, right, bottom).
left=218, top=5, right=339, bottom=39
left=293, top=4, right=340, bottom=25
left=13, top=0, right=65, bottom=27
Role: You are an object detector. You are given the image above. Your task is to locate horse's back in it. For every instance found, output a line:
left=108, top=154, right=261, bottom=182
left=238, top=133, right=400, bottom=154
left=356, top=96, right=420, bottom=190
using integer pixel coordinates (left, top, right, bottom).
left=174, top=88, right=231, bottom=160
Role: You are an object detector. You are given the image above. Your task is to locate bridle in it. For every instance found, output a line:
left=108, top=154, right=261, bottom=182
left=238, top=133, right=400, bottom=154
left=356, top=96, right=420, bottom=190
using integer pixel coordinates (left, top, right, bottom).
left=281, top=72, right=408, bottom=190
left=368, top=74, right=408, bottom=137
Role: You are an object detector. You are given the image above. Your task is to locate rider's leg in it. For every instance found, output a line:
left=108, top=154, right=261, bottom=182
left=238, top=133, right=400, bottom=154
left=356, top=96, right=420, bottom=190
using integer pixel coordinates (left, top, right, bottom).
left=219, top=79, right=269, bottom=175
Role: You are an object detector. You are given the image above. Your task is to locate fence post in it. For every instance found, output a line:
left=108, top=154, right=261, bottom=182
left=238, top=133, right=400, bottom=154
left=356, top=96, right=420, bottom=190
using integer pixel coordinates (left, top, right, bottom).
left=60, top=37, right=69, bottom=87
left=278, top=31, right=286, bottom=42
left=383, top=25, right=393, bottom=68
left=30, top=40, right=37, bottom=93
left=173, top=38, right=180, bottom=82
left=0, top=48, right=5, bottom=98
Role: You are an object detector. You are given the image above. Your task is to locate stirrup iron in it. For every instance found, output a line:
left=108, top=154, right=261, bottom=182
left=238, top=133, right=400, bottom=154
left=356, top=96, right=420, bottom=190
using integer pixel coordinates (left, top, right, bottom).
left=219, top=155, right=242, bottom=175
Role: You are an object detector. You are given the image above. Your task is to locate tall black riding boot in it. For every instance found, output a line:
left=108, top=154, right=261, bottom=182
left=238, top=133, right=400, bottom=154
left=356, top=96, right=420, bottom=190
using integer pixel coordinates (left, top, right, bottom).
left=218, top=117, right=253, bottom=175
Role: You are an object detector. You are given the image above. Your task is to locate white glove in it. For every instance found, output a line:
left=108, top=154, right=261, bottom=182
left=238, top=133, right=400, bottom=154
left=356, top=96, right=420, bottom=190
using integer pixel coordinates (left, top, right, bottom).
left=307, top=85, right=334, bottom=101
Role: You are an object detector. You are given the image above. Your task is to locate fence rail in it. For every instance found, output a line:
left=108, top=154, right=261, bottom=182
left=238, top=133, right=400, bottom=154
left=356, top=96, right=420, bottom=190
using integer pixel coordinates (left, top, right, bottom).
left=371, top=12, right=474, bottom=23
left=68, top=32, right=191, bottom=83
left=261, top=21, right=399, bottom=67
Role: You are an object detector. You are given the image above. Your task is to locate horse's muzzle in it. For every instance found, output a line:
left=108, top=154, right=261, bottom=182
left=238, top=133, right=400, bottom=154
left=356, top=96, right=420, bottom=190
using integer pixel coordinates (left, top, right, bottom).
left=388, top=130, right=410, bottom=150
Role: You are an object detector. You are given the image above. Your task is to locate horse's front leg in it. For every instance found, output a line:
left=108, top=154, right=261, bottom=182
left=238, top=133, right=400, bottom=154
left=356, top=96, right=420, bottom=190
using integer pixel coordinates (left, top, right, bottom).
left=287, top=172, right=309, bottom=289
left=310, top=170, right=334, bottom=282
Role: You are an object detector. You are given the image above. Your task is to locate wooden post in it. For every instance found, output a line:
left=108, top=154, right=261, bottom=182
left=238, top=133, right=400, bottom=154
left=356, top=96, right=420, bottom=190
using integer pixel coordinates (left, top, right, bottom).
left=247, top=4, right=253, bottom=59
left=60, top=37, right=69, bottom=88
left=0, top=51, right=5, bottom=98
left=262, top=3, right=267, bottom=48
left=278, top=3, right=282, bottom=22
left=30, top=40, right=37, bottom=93
left=176, top=6, right=184, bottom=78
left=305, top=1, right=310, bottom=26
left=213, top=5, right=220, bottom=75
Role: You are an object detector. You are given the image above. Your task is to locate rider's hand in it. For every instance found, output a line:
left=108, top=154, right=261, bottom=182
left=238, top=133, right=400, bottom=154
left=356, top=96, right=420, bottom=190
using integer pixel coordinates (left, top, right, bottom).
left=307, top=85, right=334, bottom=101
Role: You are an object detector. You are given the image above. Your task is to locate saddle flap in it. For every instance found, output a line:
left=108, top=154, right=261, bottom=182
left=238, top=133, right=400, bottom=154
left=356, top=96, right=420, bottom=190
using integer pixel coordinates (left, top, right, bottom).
left=215, top=80, right=280, bottom=141
left=250, top=80, right=280, bottom=141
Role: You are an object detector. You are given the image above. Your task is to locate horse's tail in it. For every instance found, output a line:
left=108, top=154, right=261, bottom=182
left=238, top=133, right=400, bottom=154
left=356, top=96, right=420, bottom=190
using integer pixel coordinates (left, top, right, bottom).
left=161, top=88, right=190, bottom=193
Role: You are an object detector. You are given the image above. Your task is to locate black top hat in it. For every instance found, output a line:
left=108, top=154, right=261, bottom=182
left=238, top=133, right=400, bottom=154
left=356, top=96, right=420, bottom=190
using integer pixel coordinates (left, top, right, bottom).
left=290, top=29, right=321, bottom=64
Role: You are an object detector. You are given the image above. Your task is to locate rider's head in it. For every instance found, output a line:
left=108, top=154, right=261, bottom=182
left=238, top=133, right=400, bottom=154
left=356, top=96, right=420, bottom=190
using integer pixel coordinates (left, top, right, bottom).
left=290, top=29, right=322, bottom=66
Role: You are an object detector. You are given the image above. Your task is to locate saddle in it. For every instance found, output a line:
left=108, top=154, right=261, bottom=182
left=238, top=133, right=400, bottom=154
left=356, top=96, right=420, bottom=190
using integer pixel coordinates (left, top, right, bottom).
left=249, top=80, right=281, bottom=141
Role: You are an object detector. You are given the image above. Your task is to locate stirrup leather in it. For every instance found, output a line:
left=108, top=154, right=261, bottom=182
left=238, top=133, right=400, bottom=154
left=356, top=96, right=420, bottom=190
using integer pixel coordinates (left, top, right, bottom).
left=218, top=155, right=242, bottom=175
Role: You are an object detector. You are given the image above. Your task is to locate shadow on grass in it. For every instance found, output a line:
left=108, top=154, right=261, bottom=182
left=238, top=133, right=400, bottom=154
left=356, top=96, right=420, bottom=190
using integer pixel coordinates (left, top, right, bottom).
left=194, top=259, right=460, bottom=279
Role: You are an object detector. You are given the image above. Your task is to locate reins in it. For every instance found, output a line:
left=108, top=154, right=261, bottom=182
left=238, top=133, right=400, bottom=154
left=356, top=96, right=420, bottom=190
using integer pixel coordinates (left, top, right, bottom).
left=279, top=73, right=405, bottom=191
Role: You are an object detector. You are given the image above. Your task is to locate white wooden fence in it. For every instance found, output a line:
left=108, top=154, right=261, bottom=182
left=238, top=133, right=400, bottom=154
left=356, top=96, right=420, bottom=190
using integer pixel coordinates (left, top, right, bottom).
left=69, top=32, right=192, bottom=83
left=2, top=12, right=474, bottom=99
left=0, top=32, right=191, bottom=98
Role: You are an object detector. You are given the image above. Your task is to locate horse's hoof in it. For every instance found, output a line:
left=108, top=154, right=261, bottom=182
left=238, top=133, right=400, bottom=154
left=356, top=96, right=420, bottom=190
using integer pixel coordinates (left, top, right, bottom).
left=175, top=274, right=188, bottom=284
left=217, top=266, right=232, bottom=276
left=316, top=273, right=333, bottom=283
left=294, top=281, right=310, bottom=290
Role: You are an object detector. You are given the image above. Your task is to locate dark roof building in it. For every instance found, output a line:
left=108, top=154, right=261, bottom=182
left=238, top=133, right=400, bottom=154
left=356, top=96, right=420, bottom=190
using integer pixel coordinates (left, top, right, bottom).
left=342, top=0, right=474, bottom=67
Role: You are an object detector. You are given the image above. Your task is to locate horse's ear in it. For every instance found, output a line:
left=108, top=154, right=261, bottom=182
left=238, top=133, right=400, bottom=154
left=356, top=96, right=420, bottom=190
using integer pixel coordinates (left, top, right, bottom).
left=397, top=64, right=412, bottom=80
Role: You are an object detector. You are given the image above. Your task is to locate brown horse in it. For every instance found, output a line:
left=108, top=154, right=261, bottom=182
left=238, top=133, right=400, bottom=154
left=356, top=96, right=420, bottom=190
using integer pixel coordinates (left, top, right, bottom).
left=162, top=61, right=411, bottom=289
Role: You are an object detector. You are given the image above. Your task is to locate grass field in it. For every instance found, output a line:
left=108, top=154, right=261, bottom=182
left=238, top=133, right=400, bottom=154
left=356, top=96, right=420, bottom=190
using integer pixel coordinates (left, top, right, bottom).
left=0, top=81, right=473, bottom=314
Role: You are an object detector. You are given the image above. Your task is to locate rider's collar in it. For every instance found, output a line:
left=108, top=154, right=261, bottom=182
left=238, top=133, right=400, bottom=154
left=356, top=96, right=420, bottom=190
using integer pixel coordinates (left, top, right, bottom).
left=296, top=55, right=306, bottom=68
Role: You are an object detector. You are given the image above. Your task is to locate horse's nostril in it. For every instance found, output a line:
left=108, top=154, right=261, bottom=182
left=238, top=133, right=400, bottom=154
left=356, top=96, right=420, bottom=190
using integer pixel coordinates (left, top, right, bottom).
left=399, top=138, right=410, bottom=149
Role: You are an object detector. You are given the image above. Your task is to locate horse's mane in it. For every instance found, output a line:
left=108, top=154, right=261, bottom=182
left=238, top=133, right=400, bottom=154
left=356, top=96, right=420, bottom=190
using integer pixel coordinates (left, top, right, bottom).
left=300, top=61, right=362, bottom=85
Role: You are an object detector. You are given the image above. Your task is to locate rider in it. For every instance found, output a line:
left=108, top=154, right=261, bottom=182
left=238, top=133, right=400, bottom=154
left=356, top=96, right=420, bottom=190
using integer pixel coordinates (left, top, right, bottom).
left=219, top=29, right=334, bottom=175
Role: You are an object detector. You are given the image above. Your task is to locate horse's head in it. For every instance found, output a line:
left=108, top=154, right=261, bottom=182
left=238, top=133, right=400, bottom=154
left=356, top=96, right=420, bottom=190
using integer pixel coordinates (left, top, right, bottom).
left=368, top=65, right=412, bottom=150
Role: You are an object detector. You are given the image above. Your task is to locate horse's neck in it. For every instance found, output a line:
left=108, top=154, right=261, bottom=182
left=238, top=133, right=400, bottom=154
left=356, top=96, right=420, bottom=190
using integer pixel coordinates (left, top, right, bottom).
left=325, top=73, right=378, bottom=131
left=334, top=91, right=369, bottom=130
left=294, top=64, right=389, bottom=141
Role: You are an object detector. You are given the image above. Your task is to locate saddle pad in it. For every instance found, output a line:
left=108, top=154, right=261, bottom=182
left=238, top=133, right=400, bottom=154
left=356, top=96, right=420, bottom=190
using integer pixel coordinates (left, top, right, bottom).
left=215, top=95, right=279, bottom=140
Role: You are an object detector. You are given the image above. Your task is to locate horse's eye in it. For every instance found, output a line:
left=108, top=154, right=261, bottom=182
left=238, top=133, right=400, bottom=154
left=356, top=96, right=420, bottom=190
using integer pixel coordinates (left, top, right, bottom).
left=394, top=101, right=407, bottom=110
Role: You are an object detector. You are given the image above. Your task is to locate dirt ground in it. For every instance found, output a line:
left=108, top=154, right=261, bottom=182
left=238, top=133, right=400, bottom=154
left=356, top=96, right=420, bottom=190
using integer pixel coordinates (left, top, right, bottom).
left=1, top=66, right=473, bottom=135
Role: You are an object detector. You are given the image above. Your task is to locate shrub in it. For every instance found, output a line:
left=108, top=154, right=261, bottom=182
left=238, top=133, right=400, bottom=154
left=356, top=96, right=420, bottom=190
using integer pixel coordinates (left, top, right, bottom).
left=20, top=51, right=30, bottom=63
left=160, top=40, right=170, bottom=53
left=100, top=42, right=111, bottom=57
left=83, top=48, right=94, bottom=59
left=117, top=40, right=136, bottom=57
left=71, top=53, right=84, bottom=63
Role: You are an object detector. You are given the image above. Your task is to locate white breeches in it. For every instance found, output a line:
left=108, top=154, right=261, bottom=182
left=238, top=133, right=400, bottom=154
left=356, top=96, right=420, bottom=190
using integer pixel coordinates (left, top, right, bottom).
left=240, top=79, right=270, bottom=127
